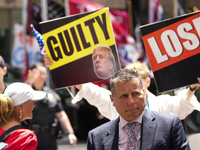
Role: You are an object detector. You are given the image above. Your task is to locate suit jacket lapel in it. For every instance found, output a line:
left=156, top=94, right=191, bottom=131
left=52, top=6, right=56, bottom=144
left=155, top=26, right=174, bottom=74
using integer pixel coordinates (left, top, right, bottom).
left=111, top=120, right=119, bottom=150
left=104, top=118, right=120, bottom=150
left=140, top=109, right=157, bottom=150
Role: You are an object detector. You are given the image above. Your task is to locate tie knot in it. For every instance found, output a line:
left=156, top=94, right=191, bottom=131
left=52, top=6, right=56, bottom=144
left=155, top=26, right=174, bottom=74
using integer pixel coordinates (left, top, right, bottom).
left=125, top=122, right=138, bottom=130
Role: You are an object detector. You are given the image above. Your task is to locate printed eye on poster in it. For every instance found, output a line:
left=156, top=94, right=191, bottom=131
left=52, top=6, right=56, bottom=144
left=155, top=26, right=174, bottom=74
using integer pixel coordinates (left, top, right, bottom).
left=140, top=11, right=200, bottom=93
left=39, top=7, right=121, bottom=89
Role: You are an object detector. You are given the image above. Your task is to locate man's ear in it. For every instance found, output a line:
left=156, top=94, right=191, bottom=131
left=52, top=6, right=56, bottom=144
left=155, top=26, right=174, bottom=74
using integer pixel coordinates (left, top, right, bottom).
left=143, top=88, right=146, bottom=95
left=3, top=67, right=7, bottom=76
left=146, top=77, right=151, bottom=88
left=110, top=95, right=115, bottom=106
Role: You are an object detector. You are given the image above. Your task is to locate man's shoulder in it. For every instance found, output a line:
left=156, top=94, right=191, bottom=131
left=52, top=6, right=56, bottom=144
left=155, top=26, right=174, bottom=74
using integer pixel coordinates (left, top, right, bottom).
left=144, top=109, right=179, bottom=121
left=143, top=109, right=181, bottom=131
left=89, top=118, right=119, bottom=134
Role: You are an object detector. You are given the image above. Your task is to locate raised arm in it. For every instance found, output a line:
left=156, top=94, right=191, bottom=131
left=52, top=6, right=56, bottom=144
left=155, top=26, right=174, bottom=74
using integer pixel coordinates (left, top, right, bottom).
left=25, top=68, right=40, bottom=87
left=156, top=78, right=200, bottom=120
left=56, top=110, right=77, bottom=147
left=44, top=54, right=118, bottom=120
left=185, top=77, right=200, bottom=101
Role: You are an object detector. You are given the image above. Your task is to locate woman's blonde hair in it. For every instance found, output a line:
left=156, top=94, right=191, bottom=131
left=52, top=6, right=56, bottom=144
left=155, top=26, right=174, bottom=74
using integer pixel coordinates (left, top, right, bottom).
left=0, top=94, right=14, bottom=125
left=125, top=61, right=150, bottom=79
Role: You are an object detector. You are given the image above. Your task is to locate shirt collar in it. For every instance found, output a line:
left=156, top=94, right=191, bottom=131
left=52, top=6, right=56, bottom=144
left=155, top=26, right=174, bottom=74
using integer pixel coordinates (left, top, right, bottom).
left=119, top=112, right=143, bottom=129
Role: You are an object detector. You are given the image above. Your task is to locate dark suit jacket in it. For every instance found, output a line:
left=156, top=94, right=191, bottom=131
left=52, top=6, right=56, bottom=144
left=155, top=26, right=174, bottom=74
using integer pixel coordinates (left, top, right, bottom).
left=87, top=109, right=190, bottom=150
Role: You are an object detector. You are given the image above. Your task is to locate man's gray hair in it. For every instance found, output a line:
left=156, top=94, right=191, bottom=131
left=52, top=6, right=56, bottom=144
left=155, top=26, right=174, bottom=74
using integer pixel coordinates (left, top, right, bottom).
left=109, top=69, right=143, bottom=96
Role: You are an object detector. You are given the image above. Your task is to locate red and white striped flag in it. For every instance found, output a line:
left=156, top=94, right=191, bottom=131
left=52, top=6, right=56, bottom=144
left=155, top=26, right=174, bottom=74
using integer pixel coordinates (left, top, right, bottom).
left=148, top=0, right=164, bottom=23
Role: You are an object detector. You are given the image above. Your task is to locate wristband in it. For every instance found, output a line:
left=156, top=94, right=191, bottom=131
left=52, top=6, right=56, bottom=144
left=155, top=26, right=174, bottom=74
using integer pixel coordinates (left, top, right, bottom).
left=189, top=86, right=198, bottom=92
left=68, top=132, right=74, bottom=135
left=26, top=81, right=32, bottom=85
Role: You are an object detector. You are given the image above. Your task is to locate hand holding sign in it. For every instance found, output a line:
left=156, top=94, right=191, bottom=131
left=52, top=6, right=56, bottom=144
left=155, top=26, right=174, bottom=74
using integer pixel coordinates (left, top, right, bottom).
left=44, top=55, right=53, bottom=67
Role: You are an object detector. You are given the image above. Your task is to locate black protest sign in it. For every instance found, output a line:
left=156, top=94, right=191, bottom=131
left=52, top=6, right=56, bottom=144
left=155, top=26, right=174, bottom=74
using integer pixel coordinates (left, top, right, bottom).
left=140, top=11, right=200, bottom=93
left=40, top=8, right=121, bottom=89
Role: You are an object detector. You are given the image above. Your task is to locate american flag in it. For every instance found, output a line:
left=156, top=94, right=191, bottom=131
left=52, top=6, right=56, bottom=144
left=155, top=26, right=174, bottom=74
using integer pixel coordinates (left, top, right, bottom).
left=30, top=24, right=46, bottom=55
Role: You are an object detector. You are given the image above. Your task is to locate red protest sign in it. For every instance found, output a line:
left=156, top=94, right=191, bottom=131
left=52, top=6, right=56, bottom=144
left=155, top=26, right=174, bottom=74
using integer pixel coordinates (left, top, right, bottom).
left=140, top=11, right=200, bottom=92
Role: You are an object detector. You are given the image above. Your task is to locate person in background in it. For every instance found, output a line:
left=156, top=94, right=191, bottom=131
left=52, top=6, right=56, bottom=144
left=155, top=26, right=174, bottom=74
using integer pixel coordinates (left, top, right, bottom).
left=0, top=82, right=46, bottom=150
left=44, top=55, right=200, bottom=121
left=92, top=45, right=115, bottom=79
left=87, top=69, right=190, bottom=150
left=72, top=61, right=200, bottom=121
left=25, top=62, right=77, bottom=150
left=0, top=55, right=7, bottom=94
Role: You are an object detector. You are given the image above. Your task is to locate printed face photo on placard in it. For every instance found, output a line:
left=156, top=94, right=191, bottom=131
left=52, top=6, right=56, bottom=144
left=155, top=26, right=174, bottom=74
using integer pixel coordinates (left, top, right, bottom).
left=92, top=45, right=115, bottom=79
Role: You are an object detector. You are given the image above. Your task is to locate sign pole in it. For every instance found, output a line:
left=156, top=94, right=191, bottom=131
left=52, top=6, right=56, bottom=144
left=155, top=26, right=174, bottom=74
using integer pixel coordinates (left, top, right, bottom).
left=173, top=0, right=178, bottom=17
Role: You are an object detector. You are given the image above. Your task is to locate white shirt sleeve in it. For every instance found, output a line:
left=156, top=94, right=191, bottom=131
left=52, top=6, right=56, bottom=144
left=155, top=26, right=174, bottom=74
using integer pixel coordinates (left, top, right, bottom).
left=72, top=84, right=200, bottom=121
left=72, top=82, right=119, bottom=120
left=149, top=89, right=200, bottom=120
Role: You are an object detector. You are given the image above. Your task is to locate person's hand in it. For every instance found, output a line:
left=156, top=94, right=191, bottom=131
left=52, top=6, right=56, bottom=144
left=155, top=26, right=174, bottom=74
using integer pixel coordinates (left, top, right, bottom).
left=75, top=84, right=82, bottom=90
left=190, top=77, right=200, bottom=90
left=44, top=55, right=53, bottom=67
left=26, top=68, right=40, bottom=85
left=68, top=133, right=77, bottom=147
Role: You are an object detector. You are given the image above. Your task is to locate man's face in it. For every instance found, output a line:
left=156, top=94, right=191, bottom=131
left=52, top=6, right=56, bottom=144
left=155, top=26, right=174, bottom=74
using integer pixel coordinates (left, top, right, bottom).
left=110, top=79, right=146, bottom=122
left=92, top=48, right=113, bottom=79
left=35, top=66, right=47, bottom=84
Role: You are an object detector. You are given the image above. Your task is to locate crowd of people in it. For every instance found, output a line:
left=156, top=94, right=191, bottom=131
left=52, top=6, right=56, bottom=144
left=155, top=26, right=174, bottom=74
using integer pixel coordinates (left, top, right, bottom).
left=1, top=47, right=200, bottom=150
left=0, top=83, right=46, bottom=150
left=25, top=62, right=77, bottom=149
left=44, top=53, right=200, bottom=149
left=72, top=61, right=200, bottom=121
left=0, top=56, right=77, bottom=150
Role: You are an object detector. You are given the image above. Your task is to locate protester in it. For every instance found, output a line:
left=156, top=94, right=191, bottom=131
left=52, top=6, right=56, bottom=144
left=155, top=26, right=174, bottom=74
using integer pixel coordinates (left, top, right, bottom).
left=92, top=45, right=115, bottom=79
left=87, top=69, right=190, bottom=150
left=72, top=61, right=200, bottom=121
left=0, top=55, right=7, bottom=94
left=25, top=62, right=77, bottom=150
left=44, top=55, right=200, bottom=121
left=0, top=82, right=46, bottom=150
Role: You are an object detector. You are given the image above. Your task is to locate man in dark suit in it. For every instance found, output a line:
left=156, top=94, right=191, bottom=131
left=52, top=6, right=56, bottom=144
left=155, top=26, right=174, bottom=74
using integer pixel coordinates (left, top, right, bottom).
left=87, top=69, right=190, bottom=150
